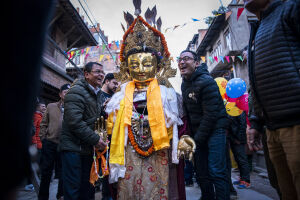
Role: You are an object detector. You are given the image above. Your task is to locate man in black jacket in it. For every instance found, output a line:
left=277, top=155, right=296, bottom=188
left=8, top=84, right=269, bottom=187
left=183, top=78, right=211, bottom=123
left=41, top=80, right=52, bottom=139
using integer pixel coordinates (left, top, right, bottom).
left=245, top=0, right=300, bottom=199
left=60, top=62, right=107, bottom=200
left=179, top=50, right=229, bottom=200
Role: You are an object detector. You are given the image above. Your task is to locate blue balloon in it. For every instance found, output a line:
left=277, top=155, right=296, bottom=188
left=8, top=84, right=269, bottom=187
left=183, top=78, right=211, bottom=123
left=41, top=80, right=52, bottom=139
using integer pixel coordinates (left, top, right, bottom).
left=226, top=78, right=246, bottom=98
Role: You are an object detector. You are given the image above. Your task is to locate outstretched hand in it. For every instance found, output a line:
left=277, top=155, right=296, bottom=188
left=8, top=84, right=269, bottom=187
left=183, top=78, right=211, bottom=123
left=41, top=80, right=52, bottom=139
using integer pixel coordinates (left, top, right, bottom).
left=247, top=128, right=262, bottom=151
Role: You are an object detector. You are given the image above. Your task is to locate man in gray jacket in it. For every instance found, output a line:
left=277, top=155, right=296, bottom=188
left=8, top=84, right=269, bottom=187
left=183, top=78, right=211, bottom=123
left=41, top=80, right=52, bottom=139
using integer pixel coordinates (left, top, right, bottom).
left=60, top=62, right=107, bottom=200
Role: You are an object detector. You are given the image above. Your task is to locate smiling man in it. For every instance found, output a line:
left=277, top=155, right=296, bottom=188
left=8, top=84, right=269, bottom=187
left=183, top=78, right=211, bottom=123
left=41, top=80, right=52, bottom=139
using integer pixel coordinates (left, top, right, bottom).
left=179, top=50, right=229, bottom=200
left=59, top=62, right=107, bottom=200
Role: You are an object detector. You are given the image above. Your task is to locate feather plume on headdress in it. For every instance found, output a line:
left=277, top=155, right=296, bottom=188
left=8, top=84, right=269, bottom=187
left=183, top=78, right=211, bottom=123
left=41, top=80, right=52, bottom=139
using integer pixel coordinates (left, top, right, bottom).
left=156, top=17, right=162, bottom=32
left=151, top=5, right=157, bottom=26
left=133, top=0, right=141, bottom=16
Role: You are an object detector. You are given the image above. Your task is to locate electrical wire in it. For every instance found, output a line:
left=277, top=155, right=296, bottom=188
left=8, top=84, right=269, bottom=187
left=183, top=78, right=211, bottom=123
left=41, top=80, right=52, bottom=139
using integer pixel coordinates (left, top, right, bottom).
left=77, top=0, right=118, bottom=66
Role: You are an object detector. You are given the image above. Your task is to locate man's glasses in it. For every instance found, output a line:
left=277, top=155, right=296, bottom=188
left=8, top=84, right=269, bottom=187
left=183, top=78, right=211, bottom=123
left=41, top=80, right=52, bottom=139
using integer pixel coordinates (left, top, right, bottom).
left=177, top=56, right=194, bottom=63
left=91, top=70, right=104, bottom=75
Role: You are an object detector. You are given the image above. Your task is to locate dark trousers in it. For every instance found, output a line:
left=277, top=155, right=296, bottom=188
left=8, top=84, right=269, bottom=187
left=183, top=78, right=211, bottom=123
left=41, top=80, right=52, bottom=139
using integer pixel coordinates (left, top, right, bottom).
left=38, top=140, right=63, bottom=200
left=61, top=151, right=94, bottom=200
left=230, top=142, right=250, bottom=183
left=261, top=131, right=282, bottom=199
left=207, top=129, right=230, bottom=200
left=184, top=160, right=194, bottom=184
left=194, top=146, right=215, bottom=200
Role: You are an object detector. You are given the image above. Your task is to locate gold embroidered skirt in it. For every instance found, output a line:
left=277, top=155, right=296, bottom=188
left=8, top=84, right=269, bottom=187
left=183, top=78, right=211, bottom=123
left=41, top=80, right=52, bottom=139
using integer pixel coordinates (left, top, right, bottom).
left=117, top=144, right=169, bottom=200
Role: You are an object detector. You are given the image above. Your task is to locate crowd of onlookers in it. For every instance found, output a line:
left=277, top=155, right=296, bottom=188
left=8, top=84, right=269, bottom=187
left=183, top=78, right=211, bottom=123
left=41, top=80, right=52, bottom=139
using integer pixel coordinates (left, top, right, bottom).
left=4, top=0, right=300, bottom=200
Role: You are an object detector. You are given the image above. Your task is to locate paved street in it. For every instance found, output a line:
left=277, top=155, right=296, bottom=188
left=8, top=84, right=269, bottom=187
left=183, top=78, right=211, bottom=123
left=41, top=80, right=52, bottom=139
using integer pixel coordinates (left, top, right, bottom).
left=16, top=170, right=280, bottom=200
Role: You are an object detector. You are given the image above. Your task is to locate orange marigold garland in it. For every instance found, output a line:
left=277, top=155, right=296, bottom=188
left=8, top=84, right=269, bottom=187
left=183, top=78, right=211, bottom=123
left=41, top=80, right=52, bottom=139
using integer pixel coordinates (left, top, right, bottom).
left=120, top=16, right=170, bottom=62
left=128, top=125, right=154, bottom=157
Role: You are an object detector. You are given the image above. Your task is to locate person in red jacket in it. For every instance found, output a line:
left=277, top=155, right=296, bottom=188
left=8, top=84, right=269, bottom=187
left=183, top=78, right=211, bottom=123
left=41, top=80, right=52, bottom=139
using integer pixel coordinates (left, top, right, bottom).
left=32, top=99, right=46, bottom=152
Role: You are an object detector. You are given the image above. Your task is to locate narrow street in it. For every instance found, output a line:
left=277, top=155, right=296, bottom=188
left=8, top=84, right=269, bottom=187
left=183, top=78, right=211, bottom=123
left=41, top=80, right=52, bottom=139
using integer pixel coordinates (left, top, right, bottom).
left=16, top=170, right=279, bottom=200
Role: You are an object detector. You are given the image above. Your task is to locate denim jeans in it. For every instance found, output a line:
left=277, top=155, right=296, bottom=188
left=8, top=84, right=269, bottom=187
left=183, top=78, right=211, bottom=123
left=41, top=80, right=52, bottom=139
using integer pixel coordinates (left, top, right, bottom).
left=208, top=129, right=230, bottom=200
left=61, top=151, right=93, bottom=200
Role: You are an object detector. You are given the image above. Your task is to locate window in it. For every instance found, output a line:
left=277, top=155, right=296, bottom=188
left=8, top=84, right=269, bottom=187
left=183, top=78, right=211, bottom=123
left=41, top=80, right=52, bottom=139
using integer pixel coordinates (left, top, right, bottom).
left=74, top=55, right=80, bottom=65
left=224, top=30, right=232, bottom=50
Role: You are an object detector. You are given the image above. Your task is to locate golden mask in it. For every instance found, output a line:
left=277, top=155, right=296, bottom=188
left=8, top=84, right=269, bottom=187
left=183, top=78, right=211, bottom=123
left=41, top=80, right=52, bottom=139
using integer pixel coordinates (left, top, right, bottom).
left=128, top=52, right=157, bottom=83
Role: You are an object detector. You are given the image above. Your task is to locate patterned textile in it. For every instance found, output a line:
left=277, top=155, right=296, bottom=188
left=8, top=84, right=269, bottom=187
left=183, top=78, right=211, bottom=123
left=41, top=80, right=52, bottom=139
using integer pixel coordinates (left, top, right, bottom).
left=117, top=144, right=169, bottom=200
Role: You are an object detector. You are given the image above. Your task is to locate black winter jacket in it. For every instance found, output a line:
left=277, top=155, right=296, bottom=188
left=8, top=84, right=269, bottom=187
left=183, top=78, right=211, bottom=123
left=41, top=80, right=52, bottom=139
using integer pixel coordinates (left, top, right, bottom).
left=59, top=79, right=101, bottom=155
left=248, top=0, right=300, bottom=131
left=228, top=112, right=247, bottom=144
left=181, top=64, right=228, bottom=145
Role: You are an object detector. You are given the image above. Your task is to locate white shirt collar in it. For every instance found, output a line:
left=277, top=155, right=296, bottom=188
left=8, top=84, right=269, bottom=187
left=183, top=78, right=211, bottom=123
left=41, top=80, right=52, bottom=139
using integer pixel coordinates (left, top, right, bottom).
left=88, top=84, right=100, bottom=95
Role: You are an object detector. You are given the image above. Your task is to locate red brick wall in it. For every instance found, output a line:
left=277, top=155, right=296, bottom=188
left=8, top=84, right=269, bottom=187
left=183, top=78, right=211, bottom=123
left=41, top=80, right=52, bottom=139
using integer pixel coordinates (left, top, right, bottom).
left=41, top=66, right=72, bottom=89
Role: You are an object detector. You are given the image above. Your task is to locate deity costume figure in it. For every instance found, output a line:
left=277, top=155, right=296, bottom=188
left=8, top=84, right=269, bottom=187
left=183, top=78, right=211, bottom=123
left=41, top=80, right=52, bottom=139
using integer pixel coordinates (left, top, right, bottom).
left=103, top=1, right=196, bottom=199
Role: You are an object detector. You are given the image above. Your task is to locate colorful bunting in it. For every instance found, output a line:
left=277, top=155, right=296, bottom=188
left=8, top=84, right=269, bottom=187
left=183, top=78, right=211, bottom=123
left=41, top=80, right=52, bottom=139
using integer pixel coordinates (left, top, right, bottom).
left=86, top=47, right=90, bottom=54
left=112, top=55, right=116, bottom=61
left=214, top=56, right=218, bottom=62
left=237, top=55, right=244, bottom=61
left=237, top=8, right=244, bottom=21
left=191, top=18, right=200, bottom=22
left=219, top=56, right=224, bottom=63
left=173, top=25, right=180, bottom=31
left=225, top=11, right=232, bottom=21
left=208, top=57, right=213, bottom=63
left=102, top=44, right=106, bottom=51
left=108, top=43, right=112, bottom=49
left=115, top=41, right=120, bottom=48
left=163, top=11, right=232, bottom=33
left=225, top=56, right=230, bottom=63
left=201, top=56, right=206, bottom=62
left=181, top=23, right=187, bottom=28
left=99, top=55, right=104, bottom=62
left=231, top=56, right=235, bottom=62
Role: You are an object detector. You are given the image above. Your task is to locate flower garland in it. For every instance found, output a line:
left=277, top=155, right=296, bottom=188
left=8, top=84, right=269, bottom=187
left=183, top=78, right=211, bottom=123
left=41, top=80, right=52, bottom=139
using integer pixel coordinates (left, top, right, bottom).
left=128, top=125, right=154, bottom=157
left=120, top=16, right=170, bottom=62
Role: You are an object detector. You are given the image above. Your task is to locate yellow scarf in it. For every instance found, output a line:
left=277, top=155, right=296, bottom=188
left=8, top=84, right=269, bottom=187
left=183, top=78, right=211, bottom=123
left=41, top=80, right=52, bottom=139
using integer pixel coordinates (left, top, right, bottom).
left=109, top=79, right=169, bottom=165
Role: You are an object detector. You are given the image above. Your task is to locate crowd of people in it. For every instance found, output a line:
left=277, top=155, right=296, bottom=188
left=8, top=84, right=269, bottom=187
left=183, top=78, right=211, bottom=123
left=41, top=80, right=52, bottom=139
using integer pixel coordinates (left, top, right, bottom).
left=4, top=0, right=299, bottom=200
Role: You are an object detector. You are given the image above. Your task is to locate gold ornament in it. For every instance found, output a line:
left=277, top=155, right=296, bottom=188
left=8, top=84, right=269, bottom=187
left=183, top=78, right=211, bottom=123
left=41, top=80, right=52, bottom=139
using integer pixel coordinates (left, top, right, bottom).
left=94, top=116, right=108, bottom=143
left=115, top=16, right=176, bottom=88
left=128, top=52, right=157, bottom=82
left=177, top=135, right=196, bottom=161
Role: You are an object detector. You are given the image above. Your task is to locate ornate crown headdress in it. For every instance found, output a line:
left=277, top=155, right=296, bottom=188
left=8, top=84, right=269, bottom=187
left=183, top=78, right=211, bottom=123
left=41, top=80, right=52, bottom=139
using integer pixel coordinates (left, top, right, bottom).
left=114, top=0, right=176, bottom=88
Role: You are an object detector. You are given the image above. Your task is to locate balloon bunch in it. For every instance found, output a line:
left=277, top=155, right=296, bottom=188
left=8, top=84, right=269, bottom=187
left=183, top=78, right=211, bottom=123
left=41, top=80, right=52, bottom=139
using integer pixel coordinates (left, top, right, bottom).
left=215, top=77, right=248, bottom=116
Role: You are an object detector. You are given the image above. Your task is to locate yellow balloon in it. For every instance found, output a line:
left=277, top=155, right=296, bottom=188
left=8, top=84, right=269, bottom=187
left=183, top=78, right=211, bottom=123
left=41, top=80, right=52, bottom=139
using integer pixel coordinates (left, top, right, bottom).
left=226, top=102, right=243, bottom=116
left=215, top=77, right=228, bottom=98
